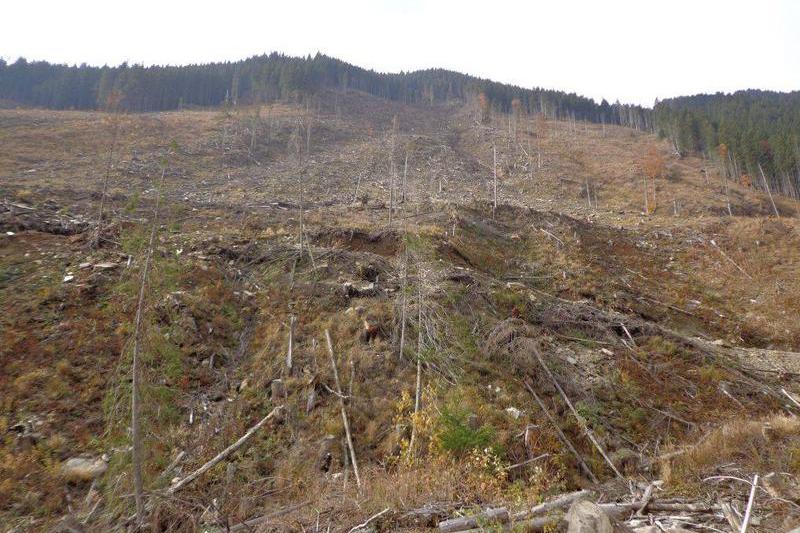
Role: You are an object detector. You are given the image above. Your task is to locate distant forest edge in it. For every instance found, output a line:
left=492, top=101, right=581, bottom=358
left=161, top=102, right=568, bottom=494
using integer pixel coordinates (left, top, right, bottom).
left=655, top=91, right=800, bottom=198
left=0, top=53, right=650, bottom=126
left=1, top=52, right=798, bottom=198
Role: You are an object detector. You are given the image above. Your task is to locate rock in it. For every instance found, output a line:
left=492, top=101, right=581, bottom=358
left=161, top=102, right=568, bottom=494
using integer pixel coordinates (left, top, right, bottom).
left=63, top=274, right=74, bottom=282
left=61, top=456, right=108, bottom=482
left=505, top=407, right=524, bottom=419
left=565, top=500, right=613, bottom=533
left=9, top=417, right=43, bottom=452
left=15, top=431, right=42, bottom=452
left=93, top=262, right=118, bottom=270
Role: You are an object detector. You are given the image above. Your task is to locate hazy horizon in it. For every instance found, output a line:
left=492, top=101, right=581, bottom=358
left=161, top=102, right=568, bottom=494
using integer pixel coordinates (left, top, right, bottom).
left=3, top=0, right=799, bottom=107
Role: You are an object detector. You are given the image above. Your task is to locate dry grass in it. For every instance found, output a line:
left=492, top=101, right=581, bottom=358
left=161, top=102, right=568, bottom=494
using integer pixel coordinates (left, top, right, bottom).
left=3, top=94, right=800, bottom=530
left=661, top=414, right=800, bottom=488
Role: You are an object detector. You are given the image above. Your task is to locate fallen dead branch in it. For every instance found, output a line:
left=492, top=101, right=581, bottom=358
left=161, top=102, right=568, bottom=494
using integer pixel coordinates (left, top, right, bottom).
left=167, top=405, right=284, bottom=494
left=740, top=474, right=759, bottom=533
left=228, top=500, right=312, bottom=533
left=523, top=380, right=599, bottom=483
left=503, top=453, right=550, bottom=471
left=349, top=507, right=391, bottom=532
left=710, top=239, right=752, bottom=279
left=531, top=346, right=624, bottom=479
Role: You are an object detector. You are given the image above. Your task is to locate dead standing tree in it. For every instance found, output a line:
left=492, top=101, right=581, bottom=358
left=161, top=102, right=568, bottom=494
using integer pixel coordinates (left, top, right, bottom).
left=402, top=148, right=409, bottom=204
left=718, top=144, right=733, bottom=215
left=535, top=112, right=547, bottom=170
left=389, top=115, right=399, bottom=226
left=641, top=146, right=666, bottom=215
left=492, top=143, right=498, bottom=216
left=288, top=119, right=307, bottom=255
left=758, top=163, right=780, bottom=217
left=403, top=261, right=446, bottom=462
left=324, top=330, right=361, bottom=488
left=130, top=153, right=170, bottom=525
left=407, top=277, right=424, bottom=458
left=93, top=90, right=123, bottom=248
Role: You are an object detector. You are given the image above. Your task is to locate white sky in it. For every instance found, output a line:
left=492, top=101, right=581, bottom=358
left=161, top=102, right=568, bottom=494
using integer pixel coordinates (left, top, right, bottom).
left=3, top=0, right=799, bottom=106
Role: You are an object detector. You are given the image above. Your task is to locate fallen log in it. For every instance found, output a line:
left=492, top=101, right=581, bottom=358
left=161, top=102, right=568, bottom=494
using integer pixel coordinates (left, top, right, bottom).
left=439, top=495, right=720, bottom=533
left=515, top=489, right=593, bottom=520
left=461, top=515, right=559, bottom=532
left=439, top=507, right=509, bottom=532
left=397, top=503, right=465, bottom=528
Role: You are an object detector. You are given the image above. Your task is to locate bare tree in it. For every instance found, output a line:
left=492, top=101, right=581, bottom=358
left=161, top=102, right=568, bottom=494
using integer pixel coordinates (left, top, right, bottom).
left=93, top=91, right=123, bottom=248
left=398, top=249, right=408, bottom=361
left=130, top=158, right=168, bottom=525
left=402, top=150, right=409, bottom=204
left=249, top=106, right=260, bottom=156
left=407, top=275, right=424, bottom=459
left=759, top=163, right=780, bottom=217
left=324, top=330, right=361, bottom=488
left=289, top=120, right=305, bottom=252
left=389, top=115, right=399, bottom=226
left=492, top=144, right=498, bottom=216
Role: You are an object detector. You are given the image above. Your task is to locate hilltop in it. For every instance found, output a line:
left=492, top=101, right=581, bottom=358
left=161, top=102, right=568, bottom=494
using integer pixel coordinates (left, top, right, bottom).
left=2, top=88, right=800, bottom=532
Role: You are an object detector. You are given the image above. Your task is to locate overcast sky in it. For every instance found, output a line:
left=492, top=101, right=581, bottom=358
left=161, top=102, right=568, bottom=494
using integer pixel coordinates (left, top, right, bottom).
left=3, top=0, right=799, bottom=106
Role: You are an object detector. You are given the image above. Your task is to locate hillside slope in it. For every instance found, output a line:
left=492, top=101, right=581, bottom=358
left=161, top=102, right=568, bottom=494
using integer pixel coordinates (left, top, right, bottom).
left=2, top=91, right=800, bottom=531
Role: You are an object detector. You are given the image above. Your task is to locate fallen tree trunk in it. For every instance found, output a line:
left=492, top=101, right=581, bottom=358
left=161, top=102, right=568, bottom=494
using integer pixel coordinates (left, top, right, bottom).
left=515, top=489, right=593, bottom=520
left=437, top=495, right=720, bottom=533
left=439, top=507, right=509, bottom=532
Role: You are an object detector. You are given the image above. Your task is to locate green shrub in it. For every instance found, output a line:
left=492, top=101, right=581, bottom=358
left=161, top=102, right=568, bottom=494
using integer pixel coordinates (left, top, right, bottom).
left=436, top=405, right=494, bottom=455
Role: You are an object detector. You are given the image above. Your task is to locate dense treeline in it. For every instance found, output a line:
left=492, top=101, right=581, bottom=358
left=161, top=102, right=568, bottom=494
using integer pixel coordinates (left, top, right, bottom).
left=0, top=52, right=649, bottom=128
left=655, top=90, right=800, bottom=197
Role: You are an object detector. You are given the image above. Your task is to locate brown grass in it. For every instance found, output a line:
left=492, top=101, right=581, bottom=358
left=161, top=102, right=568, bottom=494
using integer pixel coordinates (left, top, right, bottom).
left=662, top=414, right=800, bottom=488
